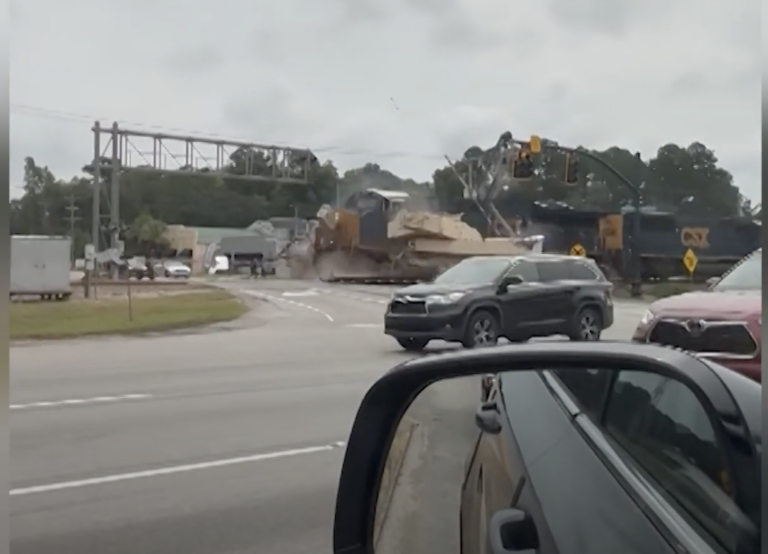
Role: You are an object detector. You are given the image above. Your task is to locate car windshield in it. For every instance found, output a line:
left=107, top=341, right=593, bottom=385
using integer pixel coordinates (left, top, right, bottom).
left=433, top=258, right=510, bottom=285
left=713, top=251, right=762, bottom=291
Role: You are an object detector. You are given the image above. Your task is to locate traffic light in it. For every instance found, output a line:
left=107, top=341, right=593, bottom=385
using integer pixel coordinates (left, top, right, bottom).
left=528, top=135, right=542, bottom=154
left=565, top=154, right=579, bottom=184
left=512, top=149, right=535, bottom=180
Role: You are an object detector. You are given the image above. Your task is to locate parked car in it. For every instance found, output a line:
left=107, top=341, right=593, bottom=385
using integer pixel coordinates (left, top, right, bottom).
left=384, top=254, right=614, bottom=351
left=157, top=260, right=191, bottom=279
left=113, top=259, right=152, bottom=280
left=633, top=248, right=761, bottom=381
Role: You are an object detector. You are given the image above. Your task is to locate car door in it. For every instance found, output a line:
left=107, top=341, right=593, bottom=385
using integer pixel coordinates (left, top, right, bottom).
left=601, top=371, right=759, bottom=554
left=532, top=260, right=576, bottom=328
left=491, top=369, right=676, bottom=554
left=496, top=259, right=546, bottom=337
left=553, top=368, right=760, bottom=554
left=461, top=385, right=520, bottom=554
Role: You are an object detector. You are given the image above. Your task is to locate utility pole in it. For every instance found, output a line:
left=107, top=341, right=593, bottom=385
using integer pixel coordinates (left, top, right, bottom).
left=92, top=121, right=102, bottom=252
left=64, top=194, right=81, bottom=266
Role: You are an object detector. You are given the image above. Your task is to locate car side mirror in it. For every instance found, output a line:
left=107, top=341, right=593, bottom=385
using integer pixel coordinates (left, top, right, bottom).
left=498, top=275, right=523, bottom=293
left=332, top=342, right=742, bottom=554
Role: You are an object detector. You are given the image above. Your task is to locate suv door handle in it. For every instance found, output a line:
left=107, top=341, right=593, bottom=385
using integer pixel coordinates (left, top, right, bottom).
left=488, top=508, right=539, bottom=554
left=475, top=402, right=501, bottom=434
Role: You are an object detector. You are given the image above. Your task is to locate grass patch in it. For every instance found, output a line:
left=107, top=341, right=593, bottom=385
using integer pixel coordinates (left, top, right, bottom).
left=10, top=290, right=248, bottom=341
left=645, top=282, right=707, bottom=298
left=612, top=281, right=707, bottom=299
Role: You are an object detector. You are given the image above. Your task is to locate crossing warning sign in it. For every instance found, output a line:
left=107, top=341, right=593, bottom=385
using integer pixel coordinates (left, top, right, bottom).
left=570, top=243, right=586, bottom=256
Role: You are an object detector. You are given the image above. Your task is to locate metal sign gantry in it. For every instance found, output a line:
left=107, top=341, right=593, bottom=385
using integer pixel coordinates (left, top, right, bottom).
left=87, top=121, right=317, bottom=253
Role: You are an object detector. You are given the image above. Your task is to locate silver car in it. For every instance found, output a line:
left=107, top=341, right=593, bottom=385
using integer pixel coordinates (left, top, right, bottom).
left=160, top=260, right=191, bottom=278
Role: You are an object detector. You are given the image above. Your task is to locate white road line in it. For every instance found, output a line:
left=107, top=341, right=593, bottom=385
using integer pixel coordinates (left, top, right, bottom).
left=346, top=323, right=381, bottom=328
left=10, top=393, right=152, bottom=411
left=281, top=290, right=320, bottom=297
left=317, top=289, right=388, bottom=305
left=244, top=290, right=335, bottom=322
left=9, top=441, right=347, bottom=496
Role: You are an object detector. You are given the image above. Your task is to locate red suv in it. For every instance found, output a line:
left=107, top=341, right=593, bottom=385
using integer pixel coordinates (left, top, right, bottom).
left=633, top=248, right=762, bottom=381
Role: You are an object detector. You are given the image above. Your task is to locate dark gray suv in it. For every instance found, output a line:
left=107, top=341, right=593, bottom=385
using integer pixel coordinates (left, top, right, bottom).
left=384, top=254, right=614, bottom=351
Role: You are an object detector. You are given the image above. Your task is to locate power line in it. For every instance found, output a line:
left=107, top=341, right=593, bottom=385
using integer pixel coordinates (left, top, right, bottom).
left=10, top=103, right=444, bottom=161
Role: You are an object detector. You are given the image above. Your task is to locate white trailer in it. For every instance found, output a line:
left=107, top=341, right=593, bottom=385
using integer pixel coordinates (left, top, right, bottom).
left=11, top=235, right=73, bottom=300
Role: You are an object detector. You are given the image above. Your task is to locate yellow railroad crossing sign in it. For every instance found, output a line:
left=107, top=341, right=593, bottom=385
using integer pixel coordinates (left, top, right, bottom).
left=682, top=248, right=698, bottom=274
left=570, top=243, right=586, bottom=256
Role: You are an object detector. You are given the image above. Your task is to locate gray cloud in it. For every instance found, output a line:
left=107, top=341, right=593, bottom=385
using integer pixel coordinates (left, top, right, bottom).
left=337, top=0, right=387, bottom=21
left=164, top=45, right=224, bottom=73
left=8, top=0, right=762, bottom=203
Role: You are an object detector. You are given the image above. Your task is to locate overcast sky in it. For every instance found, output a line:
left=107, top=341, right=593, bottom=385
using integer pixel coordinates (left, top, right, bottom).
left=10, top=0, right=761, bottom=202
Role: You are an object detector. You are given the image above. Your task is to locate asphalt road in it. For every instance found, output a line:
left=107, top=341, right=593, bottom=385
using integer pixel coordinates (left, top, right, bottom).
left=10, top=279, right=650, bottom=554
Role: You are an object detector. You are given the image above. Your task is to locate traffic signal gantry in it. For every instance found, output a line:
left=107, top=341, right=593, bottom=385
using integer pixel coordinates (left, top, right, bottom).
left=506, top=132, right=643, bottom=297
left=510, top=135, right=580, bottom=184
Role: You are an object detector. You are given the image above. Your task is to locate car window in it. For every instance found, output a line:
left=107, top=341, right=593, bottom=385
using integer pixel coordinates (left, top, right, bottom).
left=535, top=261, right=570, bottom=282
left=433, top=258, right=511, bottom=285
left=567, top=260, right=603, bottom=281
left=507, top=259, right=539, bottom=283
left=713, top=250, right=761, bottom=291
left=551, top=368, right=613, bottom=419
left=604, top=371, right=756, bottom=554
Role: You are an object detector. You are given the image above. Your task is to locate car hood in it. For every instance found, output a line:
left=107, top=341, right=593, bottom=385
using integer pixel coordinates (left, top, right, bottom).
left=394, top=282, right=491, bottom=298
left=651, top=290, right=762, bottom=320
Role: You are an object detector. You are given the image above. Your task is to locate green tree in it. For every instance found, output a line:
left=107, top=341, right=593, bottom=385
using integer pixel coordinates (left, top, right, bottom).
left=9, top=136, right=752, bottom=246
left=646, top=142, right=739, bottom=216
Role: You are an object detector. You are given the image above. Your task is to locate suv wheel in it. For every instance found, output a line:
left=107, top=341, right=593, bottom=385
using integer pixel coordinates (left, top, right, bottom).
left=570, top=307, right=602, bottom=341
left=396, top=337, right=429, bottom=351
left=463, top=310, right=499, bottom=348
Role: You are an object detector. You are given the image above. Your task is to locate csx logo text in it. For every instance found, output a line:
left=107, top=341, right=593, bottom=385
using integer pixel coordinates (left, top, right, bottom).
left=680, top=227, right=710, bottom=248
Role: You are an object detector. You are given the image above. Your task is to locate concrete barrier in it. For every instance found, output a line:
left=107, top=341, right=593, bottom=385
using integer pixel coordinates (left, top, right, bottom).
left=373, top=417, right=418, bottom=546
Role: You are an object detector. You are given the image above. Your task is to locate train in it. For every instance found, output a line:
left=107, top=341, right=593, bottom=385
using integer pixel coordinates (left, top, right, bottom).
left=507, top=203, right=761, bottom=282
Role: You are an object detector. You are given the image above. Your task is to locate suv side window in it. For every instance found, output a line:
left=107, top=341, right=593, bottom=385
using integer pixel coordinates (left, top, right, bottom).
left=507, top=259, right=540, bottom=283
left=567, top=260, right=602, bottom=281
left=604, top=371, right=755, bottom=554
left=535, top=261, right=570, bottom=282
left=551, top=369, right=612, bottom=420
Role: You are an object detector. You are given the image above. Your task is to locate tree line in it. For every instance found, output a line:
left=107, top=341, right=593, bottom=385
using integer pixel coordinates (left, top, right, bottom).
left=10, top=137, right=760, bottom=257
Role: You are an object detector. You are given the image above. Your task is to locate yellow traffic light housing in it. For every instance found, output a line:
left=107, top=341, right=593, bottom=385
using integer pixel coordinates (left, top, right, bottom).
left=512, top=149, right=534, bottom=180
left=565, top=154, right=579, bottom=184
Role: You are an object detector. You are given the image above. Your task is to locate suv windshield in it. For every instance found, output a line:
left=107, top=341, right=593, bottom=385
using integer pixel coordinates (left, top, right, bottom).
left=713, top=251, right=762, bottom=291
left=433, top=258, right=511, bottom=286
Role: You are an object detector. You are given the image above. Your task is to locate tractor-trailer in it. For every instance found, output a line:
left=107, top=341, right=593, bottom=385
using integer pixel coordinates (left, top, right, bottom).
left=11, top=235, right=73, bottom=300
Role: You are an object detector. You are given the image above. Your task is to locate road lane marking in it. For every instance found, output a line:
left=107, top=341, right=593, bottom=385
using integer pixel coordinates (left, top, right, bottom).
left=281, top=290, right=320, bottom=297
left=10, top=393, right=152, bottom=411
left=10, top=441, right=347, bottom=496
left=346, top=323, right=381, bottom=328
left=244, top=290, right=335, bottom=322
left=318, top=289, right=388, bottom=305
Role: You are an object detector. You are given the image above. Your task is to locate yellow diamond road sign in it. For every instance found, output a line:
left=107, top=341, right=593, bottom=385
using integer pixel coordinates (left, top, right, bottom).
left=570, top=243, right=586, bottom=257
left=683, top=248, right=698, bottom=274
